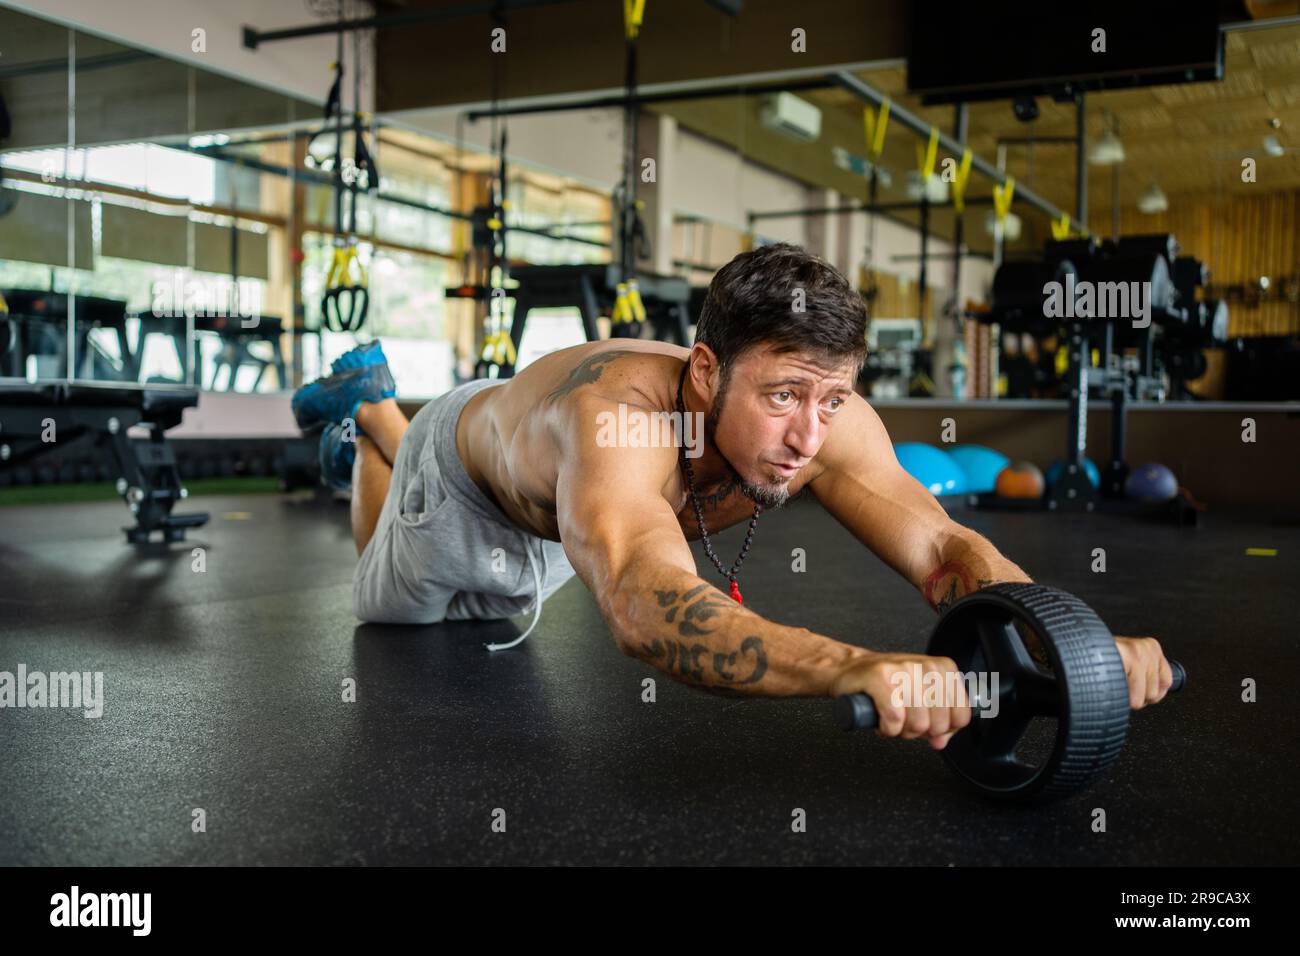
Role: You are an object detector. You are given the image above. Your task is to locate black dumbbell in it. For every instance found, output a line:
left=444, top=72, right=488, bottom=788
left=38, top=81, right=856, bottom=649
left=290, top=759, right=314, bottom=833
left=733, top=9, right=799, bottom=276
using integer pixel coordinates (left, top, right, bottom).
left=834, top=583, right=1185, bottom=804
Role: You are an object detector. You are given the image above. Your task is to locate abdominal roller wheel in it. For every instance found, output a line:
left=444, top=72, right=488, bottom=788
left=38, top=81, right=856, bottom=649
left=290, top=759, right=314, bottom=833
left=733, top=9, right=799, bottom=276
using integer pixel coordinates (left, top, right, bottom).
left=834, top=583, right=1186, bottom=804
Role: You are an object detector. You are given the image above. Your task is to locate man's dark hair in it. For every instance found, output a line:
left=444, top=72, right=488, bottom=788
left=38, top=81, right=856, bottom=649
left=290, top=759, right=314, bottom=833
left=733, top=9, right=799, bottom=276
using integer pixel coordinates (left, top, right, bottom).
left=694, top=243, right=868, bottom=381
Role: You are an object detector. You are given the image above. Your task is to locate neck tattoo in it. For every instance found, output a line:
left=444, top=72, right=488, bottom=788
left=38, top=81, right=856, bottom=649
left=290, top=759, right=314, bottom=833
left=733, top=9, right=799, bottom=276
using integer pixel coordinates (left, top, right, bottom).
left=676, top=363, right=763, bottom=604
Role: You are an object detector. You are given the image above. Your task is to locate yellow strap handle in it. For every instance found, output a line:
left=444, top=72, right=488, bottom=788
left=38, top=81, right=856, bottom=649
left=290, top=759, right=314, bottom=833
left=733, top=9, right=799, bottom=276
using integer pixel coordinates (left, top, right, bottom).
left=612, top=283, right=632, bottom=324
left=624, top=0, right=646, bottom=40
left=486, top=199, right=511, bottom=233
left=481, top=330, right=517, bottom=366
left=626, top=279, right=646, bottom=323
left=993, top=176, right=1016, bottom=222
left=952, top=148, right=973, bottom=213
left=0, top=291, right=8, bottom=315
left=325, top=245, right=368, bottom=289
left=1050, top=213, right=1072, bottom=240
left=915, top=127, right=939, bottom=180
left=863, top=99, right=890, bottom=161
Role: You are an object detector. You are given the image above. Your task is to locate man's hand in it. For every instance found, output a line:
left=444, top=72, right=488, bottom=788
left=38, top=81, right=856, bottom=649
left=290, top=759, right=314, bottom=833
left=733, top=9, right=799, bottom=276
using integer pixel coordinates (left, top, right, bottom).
left=829, top=651, right=973, bottom=751
left=1114, top=636, right=1175, bottom=710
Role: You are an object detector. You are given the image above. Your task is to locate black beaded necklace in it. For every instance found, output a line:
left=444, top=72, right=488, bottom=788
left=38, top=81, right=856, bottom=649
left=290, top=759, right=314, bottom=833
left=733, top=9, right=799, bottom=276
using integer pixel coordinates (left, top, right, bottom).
left=676, top=363, right=763, bottom=604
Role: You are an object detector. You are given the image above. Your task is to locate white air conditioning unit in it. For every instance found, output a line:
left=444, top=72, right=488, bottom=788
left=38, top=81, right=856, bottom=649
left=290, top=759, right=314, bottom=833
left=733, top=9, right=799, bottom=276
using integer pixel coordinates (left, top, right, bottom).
left=760, top=93, right=822, bottom=143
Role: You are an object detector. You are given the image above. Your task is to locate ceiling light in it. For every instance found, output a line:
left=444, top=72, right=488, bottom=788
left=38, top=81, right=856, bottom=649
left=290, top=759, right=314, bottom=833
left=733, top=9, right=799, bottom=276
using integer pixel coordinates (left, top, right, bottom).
left=1137, top=183, right=1168, bottom=214
left=1263, top=135, right=1285, bottom=157
left=1088, top=128, right=1125, bottom=166
left=984, top=209, right=1022, bottom=241
left=905, top=170, right=949, bottom=204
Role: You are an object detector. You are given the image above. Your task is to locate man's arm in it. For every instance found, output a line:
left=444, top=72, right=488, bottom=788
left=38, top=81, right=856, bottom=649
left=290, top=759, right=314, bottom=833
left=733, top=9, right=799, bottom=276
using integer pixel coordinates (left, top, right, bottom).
left=808, top=394, right=1031, bottom=611
left=555, top=395, right=869, bottom=698
left=808, top=395, right=1175, bottom=707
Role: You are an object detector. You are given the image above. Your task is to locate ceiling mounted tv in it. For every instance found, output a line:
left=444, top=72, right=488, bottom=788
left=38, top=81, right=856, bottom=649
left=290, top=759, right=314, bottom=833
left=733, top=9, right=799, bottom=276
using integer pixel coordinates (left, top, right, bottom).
left=906, top=1, right=1225, bottom=105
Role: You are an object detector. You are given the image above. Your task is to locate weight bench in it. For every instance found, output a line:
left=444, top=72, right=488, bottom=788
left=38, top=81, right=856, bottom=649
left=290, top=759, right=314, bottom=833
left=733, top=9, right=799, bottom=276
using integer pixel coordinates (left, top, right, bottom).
left=0, top=382, right=210, bottom=543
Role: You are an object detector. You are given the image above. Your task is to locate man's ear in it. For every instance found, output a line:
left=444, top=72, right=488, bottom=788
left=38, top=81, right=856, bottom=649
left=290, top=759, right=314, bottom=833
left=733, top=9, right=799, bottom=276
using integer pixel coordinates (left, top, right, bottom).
left=688, top=344, right=721, bottom=396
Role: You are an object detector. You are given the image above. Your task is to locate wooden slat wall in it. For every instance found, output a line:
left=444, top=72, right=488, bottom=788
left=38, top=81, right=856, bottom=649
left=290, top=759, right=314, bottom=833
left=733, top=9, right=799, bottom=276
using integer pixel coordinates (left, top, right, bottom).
left=860, top=269, right=945, bottom=324
left=1093, top=189, right=1300, bottom=337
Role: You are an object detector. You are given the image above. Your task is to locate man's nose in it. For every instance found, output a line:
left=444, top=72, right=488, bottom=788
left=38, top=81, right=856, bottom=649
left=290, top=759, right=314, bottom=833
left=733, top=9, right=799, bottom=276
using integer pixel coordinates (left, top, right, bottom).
left=785, top=407, right=823, bottom=459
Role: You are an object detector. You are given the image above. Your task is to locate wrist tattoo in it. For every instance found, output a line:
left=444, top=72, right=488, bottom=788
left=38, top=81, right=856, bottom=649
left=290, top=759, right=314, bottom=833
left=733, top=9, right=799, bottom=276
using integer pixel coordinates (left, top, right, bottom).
left=924, top=562, right=994, bottom=613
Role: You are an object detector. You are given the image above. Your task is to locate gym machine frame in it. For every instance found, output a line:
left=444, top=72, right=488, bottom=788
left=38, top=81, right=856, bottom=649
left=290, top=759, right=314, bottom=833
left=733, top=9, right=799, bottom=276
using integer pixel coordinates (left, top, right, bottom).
left=0, top=383, right=209, bottom=543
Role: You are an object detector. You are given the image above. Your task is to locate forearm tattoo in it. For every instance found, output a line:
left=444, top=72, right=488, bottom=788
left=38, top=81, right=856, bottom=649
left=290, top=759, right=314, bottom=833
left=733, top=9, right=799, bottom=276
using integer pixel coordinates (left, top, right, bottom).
left=633, top=585, right=768, bottom=691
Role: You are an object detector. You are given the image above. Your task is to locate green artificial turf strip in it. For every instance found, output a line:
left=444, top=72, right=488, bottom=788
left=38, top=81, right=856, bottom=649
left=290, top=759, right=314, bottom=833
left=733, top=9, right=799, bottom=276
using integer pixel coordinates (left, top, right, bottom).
left=0, top=477, right=285, bottom=507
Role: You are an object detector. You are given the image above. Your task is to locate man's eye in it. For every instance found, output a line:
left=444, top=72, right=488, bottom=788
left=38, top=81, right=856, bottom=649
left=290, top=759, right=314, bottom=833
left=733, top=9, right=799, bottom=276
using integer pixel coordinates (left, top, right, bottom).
left=775, top=391, right=792, bottom=402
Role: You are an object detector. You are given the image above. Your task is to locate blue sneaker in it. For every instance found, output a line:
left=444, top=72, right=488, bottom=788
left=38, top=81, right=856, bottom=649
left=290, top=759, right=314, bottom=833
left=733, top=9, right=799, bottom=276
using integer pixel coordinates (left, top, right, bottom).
left=318, top=423, right=356, bottom=492
left=331, top=340, right=389, bottom=374
left=292, top=363, right=397, bottom=432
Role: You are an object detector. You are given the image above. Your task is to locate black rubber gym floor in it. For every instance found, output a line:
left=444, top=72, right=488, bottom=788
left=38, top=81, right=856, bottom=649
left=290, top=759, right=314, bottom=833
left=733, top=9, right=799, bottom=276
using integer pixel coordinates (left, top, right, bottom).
left=1, top=490, right=1296, bottom=865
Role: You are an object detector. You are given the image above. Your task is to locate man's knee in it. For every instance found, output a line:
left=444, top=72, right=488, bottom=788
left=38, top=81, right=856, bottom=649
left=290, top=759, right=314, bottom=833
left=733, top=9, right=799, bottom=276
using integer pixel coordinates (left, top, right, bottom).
left=353, top=596, right=449, bottom=626
left=351, top=569, right=450, bottom=625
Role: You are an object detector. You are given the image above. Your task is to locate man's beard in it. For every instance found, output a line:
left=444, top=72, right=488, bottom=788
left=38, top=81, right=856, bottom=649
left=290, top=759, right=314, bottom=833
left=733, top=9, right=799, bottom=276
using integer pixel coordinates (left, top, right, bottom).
left=704, top=377, right=791, bottom=511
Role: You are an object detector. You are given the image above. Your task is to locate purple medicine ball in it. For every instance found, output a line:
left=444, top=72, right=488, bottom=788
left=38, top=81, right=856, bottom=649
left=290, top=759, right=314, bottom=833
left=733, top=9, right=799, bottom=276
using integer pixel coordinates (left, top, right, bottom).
left=1124, top=463, right=1179, bottom=503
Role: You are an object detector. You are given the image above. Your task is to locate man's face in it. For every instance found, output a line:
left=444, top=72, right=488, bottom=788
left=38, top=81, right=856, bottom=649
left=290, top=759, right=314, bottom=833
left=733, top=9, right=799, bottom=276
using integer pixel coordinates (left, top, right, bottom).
left=705, top=346, right=856, bottom=509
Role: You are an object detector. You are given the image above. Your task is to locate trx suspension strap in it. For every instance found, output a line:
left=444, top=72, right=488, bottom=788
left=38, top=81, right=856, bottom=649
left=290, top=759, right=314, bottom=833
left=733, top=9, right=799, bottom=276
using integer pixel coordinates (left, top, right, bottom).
left=475, top=4, right=515, bottom=378
left=861, top=97, right=889, bottom=306
left=916, top=125, right=940, bottom=350
left=475, top=125, right=515, bottom=378
left=322, top=22, right=372, bottom=332
left=611, top=0, right=648, bottom=339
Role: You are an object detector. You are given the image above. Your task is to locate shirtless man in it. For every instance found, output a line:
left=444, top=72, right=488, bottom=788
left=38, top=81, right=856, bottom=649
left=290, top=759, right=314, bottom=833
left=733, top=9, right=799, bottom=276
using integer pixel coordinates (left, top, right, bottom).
left=292, top=243, right=1174, bottom=750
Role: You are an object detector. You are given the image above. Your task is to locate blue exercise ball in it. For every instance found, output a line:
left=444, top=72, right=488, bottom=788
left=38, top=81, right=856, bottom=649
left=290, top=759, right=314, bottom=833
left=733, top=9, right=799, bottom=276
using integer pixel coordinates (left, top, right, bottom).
left=1045, top=457, right=1101, bottom=490
left=894, top=443, right=967, bottom=496
left=948, top=444, right=1011, bottom=494
left=1125, top=462, right=1179, bottom=503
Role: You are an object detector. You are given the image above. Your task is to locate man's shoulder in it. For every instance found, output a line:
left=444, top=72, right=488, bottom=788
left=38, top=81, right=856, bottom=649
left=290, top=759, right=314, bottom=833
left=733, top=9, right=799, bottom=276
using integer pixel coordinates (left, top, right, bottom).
left=545, top=351, right=683, bottom=484
left=539, top=341, right=682, bottom=407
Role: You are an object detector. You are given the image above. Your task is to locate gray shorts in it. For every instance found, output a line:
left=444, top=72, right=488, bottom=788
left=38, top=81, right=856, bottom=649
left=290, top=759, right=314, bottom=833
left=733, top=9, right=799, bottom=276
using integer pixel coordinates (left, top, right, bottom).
left=352, top=378, right=576, bottom=627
